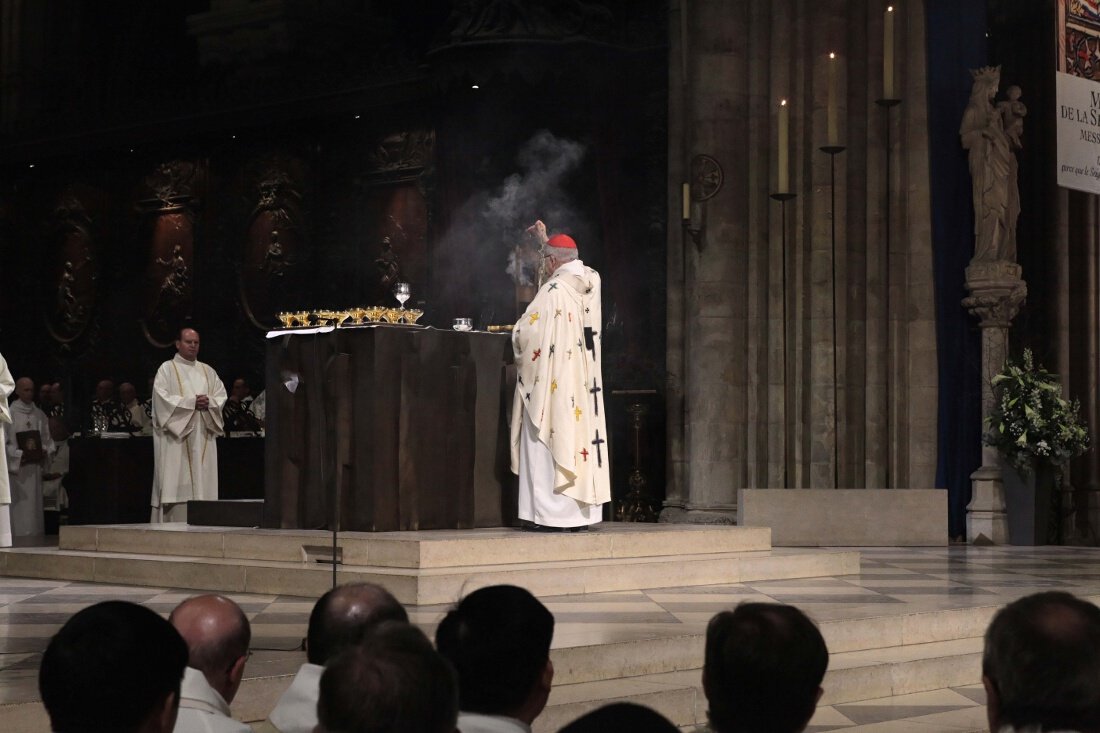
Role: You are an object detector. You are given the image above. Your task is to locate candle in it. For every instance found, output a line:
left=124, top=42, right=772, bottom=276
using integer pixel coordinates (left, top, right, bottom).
left=778, top=99, right=789, bottom=194
left=827, top=52, right=838, bottom=146
left=682, top=182, right=691, bottom=220
left=884, top=5, right=895, bottom=100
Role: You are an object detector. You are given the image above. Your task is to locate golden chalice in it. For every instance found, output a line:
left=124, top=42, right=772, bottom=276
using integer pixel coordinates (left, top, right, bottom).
left=346, top=307, right=368, bottom=325
left=277, top=312, right=296, bottom=329
left=404, top=308, right=424, bottom=324
left=385, top=308, right=405, bottom=324
left=293, top=310, right=312, bottom=327
left=364, top=306, right=386, bottom=322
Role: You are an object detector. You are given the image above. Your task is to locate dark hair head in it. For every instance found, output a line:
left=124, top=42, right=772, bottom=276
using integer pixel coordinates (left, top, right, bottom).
left=558, top=702, right=680, bottom=733
left=316, top=622, right=457, bottom=733
left=704, top=602, right=829, bottom=733
left=307, top=583, right=408, bottom=665
left=435, top=584, right=554, bottom=716
left=984, top=591, right=1100, bottom=731
left=40, top=600, right=188, bottom=733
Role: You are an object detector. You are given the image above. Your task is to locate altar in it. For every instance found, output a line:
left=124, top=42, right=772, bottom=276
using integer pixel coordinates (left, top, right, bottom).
left=263, top=326, right=516, bottom=532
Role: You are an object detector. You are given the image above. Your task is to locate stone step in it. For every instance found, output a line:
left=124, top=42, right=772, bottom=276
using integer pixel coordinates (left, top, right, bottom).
left=534, top=637, right=986, bottom=732
left=543, top=598, right=1060, bottom=686
left=57, top=522, right=774, bottom=569
left=0, top=546, right=857, bottom=606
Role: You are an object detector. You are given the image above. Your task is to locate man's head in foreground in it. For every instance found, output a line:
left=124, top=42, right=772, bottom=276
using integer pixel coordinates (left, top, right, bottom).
left=40, top=600, right=188, bottom=733
left=435, top=584, right=555, bottom=725
left=984, top=591, right=1100, bottom=733
left=316, top=622, right=457, bottom=733
left=307, top=582, right=408, bottom=666
left=704, top=602, right=829, bottom=733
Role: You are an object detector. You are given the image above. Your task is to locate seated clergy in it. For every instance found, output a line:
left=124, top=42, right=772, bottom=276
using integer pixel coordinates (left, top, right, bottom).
left=120, top=381, right=152, bottom=435
left=224, top=377, right=262, bottom=434
left=90, top=379, right=133, bottom=431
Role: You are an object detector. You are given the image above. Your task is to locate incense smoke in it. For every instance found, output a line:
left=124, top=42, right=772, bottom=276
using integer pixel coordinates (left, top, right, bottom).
left=435, top=130, right=590, bottom=310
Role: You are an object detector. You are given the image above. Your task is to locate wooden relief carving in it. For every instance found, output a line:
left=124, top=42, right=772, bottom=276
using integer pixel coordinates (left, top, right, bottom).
left=239, top=155, right=307, bottom=330
left=367, top=130, right=435, bottom=174
left=138, top=161, right=202, bottom=348
left=45, top=193, right=99, bottom=345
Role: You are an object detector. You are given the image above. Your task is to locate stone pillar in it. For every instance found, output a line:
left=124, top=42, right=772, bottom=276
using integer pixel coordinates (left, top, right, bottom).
left=962, top=261, right=1027, bottom=544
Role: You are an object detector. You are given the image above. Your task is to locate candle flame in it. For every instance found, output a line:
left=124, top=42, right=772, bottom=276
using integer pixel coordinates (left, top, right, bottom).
left=780, top=99, right=787, bottom=106
left=887, top=5, right=894, bottom=11
left=829, top=52, right=836, bottom=59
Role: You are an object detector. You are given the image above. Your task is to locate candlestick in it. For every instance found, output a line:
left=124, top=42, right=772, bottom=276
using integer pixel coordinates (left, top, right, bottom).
left=778, top=99, right=789, bottom=194
left=827, top=52, right=839, bottom=147
left=682, top=182, right=691, bottom=220
left=884, top=5, right=895, bottom=100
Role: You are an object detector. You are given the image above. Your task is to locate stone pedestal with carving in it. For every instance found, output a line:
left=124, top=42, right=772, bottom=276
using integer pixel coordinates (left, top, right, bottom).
left=962, top=261, right=1027, bottom=544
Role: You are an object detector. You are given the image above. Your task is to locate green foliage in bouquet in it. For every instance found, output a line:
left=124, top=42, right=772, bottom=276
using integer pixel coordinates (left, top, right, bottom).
left=984, top=349, right=1090, bottom=477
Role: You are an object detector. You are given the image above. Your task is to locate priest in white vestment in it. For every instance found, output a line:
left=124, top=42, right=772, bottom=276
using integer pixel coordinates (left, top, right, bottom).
left=4, top=377, right=54, bottom=540
left=0, top=353, right=14, bottom=546
left=510, top=222, right=611, bottom=530
left=151, top=328, right=227, bottom=523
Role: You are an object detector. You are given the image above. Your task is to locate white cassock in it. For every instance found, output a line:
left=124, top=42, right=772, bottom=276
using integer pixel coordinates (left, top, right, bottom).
left=4, top=399, right=54, bottom=539
left=151, top=354, right=226, bottom=522
left=0, top=353, right=13, bottom=546
left=510, top=258, right=611, bottom=528
left=126, top=399, right=152, bottom=436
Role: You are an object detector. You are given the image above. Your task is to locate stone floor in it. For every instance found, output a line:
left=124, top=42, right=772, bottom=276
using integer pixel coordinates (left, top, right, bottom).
left=5, top=544, right=1100, bottom=731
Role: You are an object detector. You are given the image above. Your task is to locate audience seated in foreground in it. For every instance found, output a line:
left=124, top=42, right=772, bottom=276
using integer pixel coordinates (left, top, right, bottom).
left=983, top=591, right=1100, bottom=733
left=39, top=600, right=188, bottom=733
left=703, top=602, right=829, bottom=733
left=168, top=594, right=252, bottom=733
left=267, top=582, right=408, bottom=733
left=435, top=584, right=555, bottom=733
left=315, top=622, right=458, bottom=733
left=557, top=702, right=679, bottom=732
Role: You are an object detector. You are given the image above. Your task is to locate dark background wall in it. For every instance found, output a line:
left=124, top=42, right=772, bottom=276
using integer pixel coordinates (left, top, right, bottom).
left=0, top=0, right=669, bottom=500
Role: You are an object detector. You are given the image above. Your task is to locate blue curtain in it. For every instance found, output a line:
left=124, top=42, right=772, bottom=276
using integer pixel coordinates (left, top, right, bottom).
left=925, top=1, right=986, bottom=539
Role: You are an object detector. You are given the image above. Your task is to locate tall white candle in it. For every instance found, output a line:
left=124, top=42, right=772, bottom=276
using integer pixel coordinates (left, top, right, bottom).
left=682, top=182, right=691, bottom=220
left=884, top=6, right=895, bottom=100
left=827, top=52, right=838, bottom=146
left=778, top=99, right=789, bottom=193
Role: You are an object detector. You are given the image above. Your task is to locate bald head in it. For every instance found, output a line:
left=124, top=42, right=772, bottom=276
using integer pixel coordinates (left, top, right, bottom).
left=15, top=378, right=34, bottom=404
left=169, top=595, right=251, bottom=703
left=119, top=382, right=137, bottom=406
left=95, top=379, right=115, bottom=403
left=307, top=583, right=408, bottom=666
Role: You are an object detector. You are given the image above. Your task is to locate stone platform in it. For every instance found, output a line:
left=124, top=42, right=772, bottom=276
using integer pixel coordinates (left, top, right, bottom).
left=0, top=523, right=859, bottom=605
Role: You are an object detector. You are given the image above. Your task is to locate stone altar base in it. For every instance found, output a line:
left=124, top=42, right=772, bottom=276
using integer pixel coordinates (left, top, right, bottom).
left=0, top=523, right=858, bottom=606
left=737, top=489, right=948, bottom=546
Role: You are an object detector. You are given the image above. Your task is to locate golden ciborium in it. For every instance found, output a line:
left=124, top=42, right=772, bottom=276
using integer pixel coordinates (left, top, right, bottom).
left=292, top=310, right=312, bottom=327
left=384, top=308, right=405, bottom=324
left=277, top=312, right=297, bottom=329
left=314, top=309, right=350, bottom=327
left=346, top=307, right=369, bottom=325
left=363, top=305, right=386, bottom=322
left=404, top=308, right=424, bottom=324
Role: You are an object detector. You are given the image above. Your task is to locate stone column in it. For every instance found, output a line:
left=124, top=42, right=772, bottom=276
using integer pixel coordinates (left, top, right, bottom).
left=962, top=261, right=1026, bottom=544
